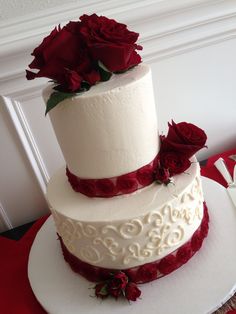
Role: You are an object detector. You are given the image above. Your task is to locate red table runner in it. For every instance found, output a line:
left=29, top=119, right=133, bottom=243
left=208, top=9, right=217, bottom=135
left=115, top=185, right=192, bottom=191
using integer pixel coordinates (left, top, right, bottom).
left=1, top=148, right=236, bottom=314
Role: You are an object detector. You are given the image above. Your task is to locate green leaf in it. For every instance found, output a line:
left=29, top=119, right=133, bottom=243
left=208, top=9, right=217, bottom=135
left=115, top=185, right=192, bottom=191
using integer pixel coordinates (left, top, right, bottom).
left=80, top=81, right=91, bottom=91
left=100, top=285, right=108, bottom=296
left=98, top=60, right=112, bottom=82
left=45, top=91, right=76, bottom=115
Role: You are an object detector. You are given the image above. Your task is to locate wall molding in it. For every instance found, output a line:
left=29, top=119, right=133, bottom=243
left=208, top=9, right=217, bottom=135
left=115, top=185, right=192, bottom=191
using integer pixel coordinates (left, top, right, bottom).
left=2, top=96, right=49, bottom=194
left=143, top=11, right=236, bottom=62
left=1, top=0, right=236, bottom=85
left=0, top=201, right=13, bottom=231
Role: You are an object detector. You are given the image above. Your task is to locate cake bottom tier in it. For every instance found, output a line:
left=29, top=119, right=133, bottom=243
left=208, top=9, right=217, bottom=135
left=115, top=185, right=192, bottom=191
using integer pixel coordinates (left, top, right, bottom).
left=47, top=160, right=205, bottom=270
left=58, top=203, right=209, bottom=284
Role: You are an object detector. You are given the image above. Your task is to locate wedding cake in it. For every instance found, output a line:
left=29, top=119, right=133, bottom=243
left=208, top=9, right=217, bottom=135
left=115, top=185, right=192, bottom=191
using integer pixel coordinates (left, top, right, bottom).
left=26, top=14, right=209, bottom=301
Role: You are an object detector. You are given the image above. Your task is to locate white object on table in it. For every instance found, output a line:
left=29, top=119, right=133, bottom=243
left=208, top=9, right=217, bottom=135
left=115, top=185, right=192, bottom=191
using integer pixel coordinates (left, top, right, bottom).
left=28, top=177, right=236, bottom=314
left=214, top=158, right=236, bottom=207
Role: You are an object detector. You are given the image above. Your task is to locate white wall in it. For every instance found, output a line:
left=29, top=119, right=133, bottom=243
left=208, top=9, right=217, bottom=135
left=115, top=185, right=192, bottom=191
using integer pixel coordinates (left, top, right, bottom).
left=0, top=0, right=236, bottom=231
left=153, top=38, right=236, bottom=160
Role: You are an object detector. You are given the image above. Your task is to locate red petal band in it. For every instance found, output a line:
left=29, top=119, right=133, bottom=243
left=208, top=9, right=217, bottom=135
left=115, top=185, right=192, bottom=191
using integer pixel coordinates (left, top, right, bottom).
left=66, top=155, right=159, bottom=197
left=58, top=203, right=209, bottom=284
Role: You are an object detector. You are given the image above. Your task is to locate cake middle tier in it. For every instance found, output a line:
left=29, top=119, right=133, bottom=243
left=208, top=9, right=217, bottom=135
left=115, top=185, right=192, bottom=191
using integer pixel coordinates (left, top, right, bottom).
left=43, top=64, right=159, bottom=179
left=46, top=159, right=204, bottom=269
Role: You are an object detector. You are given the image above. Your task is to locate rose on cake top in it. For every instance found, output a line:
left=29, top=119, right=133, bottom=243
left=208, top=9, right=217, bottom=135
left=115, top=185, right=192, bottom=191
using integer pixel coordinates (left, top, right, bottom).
left=26, top=14, right=142, bottom=114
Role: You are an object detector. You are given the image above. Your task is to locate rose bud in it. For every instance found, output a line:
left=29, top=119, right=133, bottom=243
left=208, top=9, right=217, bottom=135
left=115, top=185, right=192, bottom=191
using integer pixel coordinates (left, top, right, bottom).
left=125, top=282, right=141, bottom=301
left=108, top=272, right=128, bottom=299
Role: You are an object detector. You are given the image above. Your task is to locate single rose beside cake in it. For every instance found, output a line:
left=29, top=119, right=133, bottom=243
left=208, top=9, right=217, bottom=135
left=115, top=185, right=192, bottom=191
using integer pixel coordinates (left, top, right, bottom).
left=27, top=13, right=208, bottom=302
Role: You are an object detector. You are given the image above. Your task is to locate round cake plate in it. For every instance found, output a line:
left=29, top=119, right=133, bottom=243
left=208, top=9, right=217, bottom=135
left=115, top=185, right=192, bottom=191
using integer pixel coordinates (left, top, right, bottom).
left=28, top=177, right=236, bottom=314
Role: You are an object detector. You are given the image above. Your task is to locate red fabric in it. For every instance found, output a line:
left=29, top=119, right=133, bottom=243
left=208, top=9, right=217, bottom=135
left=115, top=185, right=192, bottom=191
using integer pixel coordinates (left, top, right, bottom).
left=0, top=216, right=49, bottom=314
left=201, top=148, right=236, bottom=188
left=0, top=147, right=235, bottom=313
left=66, top=155, right=158, bottom=197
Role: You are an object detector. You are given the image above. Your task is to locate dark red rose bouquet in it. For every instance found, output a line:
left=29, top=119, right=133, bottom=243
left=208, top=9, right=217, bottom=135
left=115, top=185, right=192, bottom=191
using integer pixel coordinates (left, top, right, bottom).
left=94, top=271, right=141, bottom=302
left=26, top=14, right=142, bottom=114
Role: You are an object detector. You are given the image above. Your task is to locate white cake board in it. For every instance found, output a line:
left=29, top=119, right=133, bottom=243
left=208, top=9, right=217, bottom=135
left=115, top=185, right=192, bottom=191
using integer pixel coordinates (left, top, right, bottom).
left=28, top=177, right=236, bottom=314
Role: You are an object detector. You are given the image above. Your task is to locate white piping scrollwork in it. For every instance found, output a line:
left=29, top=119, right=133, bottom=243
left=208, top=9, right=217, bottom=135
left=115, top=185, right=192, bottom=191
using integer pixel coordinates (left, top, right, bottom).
left=93, top=237, right=125, bottom=257
left=145, top=210, right=163, bottom=226
left=60, top=218, right=76, bottom=253
left=52, top=175, right=204, bottom=266
left=80, top=246, right=103, bottom=264
left=101, top=219, right=143, bottom=239
left=123, top=243, right=153, bottom=264
left=76, top=222, right=98, bottom=239
left=164, top=225, right=184, bottom=247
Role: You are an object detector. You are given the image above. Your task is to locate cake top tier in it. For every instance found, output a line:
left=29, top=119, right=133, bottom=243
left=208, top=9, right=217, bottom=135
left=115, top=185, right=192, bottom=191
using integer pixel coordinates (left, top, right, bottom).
left=43, top=64, right=159, bottom=180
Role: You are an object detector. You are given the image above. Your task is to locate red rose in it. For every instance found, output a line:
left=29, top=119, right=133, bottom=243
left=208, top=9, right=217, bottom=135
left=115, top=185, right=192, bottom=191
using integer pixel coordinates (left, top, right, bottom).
left=78, top=179, right=96, bottom=197
left=168, top=121, right=207, bottom=146
left=109, top=272, right=128, bottom=290
left=95, top=282, right=109, bottom=299
left=176, top=243, right=192, bottom=264
left=79, top=14, right=142, bottom=72
left=125, top=282, right=141, bottom=301
left=160, top=151, right=191, bottom=176
left=117, top=173, right=138, bottom=194
left=108, top=287, right=122, bottom=299
left=136, top=263, right=157, bottom=283
left=64, top=69, right=82, bottom=92
left=155, top=166, right=171, bottom=185
left=96, top=179, right=117, bottom=197
left=26, top=25, right=100, bottom=91
left=161, top=120, right=207, bottom=158
left=191, top=230, right=203, bottom=251
left=137, top=165, right=154, bottom=186
left=108, top=272, right=128, bottom=299
left=158, top=254, right=178, bottom=275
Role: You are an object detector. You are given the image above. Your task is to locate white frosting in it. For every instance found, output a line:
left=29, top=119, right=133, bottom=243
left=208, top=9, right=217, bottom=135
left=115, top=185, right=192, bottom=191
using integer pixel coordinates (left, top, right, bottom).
left=46, top=160, right=204, bottom=269
left=42, top=64, right=159, bottom=179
